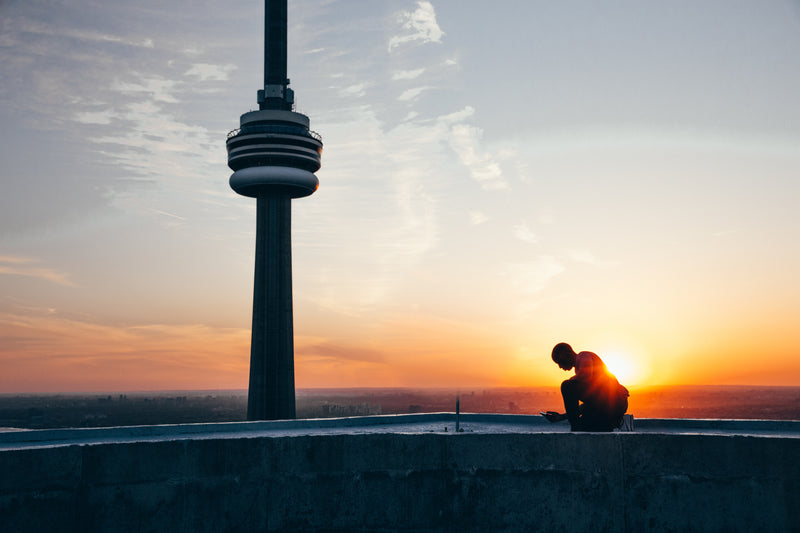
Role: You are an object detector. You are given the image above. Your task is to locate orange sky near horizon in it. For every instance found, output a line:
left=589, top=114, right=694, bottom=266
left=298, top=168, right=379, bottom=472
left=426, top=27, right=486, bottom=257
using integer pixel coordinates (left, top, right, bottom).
left=2, top=305, right=799, bottom=394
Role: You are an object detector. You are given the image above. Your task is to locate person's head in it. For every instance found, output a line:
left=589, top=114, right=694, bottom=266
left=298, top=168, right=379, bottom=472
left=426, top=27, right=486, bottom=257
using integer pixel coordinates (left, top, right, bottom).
left=551, top=342, right=577, bottom=371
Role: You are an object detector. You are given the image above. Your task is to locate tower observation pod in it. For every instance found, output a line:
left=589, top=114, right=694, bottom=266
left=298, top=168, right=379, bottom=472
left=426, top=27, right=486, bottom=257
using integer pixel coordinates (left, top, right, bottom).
left=227, top=0, right=322, bottom=421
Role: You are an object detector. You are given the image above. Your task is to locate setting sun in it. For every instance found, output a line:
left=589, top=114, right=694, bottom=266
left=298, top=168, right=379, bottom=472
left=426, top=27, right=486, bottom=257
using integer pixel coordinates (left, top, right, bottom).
left=600, top=350, right=648, bottom=387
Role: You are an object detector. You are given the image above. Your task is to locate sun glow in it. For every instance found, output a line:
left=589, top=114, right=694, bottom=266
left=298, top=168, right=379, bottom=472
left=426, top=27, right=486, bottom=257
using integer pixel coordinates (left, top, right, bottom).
left=600, top=350, right=647, bottom=387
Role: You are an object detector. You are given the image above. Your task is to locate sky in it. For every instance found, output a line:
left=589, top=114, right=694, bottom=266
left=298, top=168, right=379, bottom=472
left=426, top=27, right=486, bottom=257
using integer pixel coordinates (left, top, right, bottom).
left=1, top=0, right=800, bottom=393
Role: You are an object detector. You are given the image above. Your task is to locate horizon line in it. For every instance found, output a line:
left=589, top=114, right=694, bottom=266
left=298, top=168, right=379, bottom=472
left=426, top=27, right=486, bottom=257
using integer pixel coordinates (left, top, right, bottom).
left=3, top=383, right=800, bottom=396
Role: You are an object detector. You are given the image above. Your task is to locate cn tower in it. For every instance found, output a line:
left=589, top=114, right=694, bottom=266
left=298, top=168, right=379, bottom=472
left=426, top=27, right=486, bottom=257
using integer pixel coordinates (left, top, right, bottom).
left=226, top=0, right=322, bottom=420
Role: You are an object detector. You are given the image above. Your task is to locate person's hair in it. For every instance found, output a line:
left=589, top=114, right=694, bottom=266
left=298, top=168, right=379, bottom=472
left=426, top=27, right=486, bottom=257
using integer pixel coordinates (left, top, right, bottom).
left=551, top=342, right=573, bottom=363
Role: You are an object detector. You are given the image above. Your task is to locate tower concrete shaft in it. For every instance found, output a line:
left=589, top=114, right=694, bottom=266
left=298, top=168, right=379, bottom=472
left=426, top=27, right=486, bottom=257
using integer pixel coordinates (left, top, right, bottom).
left=227, top=0, right=322, bottom=421
left=247, top=196, right=295, bottom=420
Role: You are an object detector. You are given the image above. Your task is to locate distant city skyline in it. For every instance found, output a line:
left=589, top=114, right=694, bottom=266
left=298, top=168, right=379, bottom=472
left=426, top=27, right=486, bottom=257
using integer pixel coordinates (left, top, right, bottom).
left=1, top=1, right=800, bottom=392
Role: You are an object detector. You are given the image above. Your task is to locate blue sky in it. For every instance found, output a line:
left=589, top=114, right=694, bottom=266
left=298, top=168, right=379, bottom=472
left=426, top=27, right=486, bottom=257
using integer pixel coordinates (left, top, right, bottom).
left=2, top=1, right=800, bottom=392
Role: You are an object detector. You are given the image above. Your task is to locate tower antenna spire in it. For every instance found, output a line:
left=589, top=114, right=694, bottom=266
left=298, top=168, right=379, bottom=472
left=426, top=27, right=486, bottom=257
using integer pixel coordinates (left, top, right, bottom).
left=227, top=0, right=322, bottom=420
left=259, top=0, right=292, bottom=111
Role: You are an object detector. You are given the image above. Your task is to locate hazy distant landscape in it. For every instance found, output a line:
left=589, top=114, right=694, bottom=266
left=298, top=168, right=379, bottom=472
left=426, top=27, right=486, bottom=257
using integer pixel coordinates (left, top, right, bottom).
left=1, top=386, right=798, bottom=430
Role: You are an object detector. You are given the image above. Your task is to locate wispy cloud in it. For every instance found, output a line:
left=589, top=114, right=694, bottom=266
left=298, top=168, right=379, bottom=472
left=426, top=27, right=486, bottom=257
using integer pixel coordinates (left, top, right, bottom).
left=0, top=256, right=33, bottom=265
left=302, top=102, right=444, bottom=314
left=397, top=86, right=429, bottom=101
left=338, top=83, right=367, bottom=98
left=185, top=63, right=236, bottom=82
left=111, top=77, right=180, bottom=103
left=9, top=17, right=155, bottom=49
left=470, top=211, right=489, bottom=226
left=388, top=1, right=445, bottom=51
left=74, top=69, right=228, bottom=226
left=147, top=208, right=186, bottom=222
left=448, top=124, right=505, bottom=190
left=5, top=10, right=234, bottom=218
left=513, top=222, right=538, bottom=244
left=0, top=255, right=75, bottom=287
left=440, top=107, right=507, bottom=190
left=297, top=340, right=385, bottom=364
left=73, top=109, right=117, bottom=125
left=392, top=68, right=425, bottom=81
left=566, top=249, right=617, bottom=268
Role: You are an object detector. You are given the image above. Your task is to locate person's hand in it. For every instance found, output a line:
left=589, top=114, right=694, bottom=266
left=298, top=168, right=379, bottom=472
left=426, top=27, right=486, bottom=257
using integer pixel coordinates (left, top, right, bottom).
left=543, top=411, right=565, bottom=423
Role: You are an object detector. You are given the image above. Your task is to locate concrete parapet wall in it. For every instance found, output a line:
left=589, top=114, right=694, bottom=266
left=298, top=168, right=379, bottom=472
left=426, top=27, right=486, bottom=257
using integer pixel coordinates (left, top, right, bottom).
left=1, top=418, right=798, bottom=532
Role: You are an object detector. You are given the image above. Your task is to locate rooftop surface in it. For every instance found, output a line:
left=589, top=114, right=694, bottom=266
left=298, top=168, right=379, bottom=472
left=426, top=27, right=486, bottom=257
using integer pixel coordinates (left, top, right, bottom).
left=2, top=413, right=799, bottom=451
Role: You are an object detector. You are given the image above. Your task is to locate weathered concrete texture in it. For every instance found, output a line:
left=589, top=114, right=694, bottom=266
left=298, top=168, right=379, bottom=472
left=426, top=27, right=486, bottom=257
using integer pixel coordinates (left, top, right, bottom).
left=622, top=433, right=800, bottom=532
left=1, top=430, right=799, bottom=533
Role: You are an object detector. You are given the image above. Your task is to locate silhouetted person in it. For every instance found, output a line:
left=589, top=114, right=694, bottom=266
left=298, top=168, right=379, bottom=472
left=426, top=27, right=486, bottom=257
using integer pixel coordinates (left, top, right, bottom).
left=544, top=342, right=629, bottom=432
